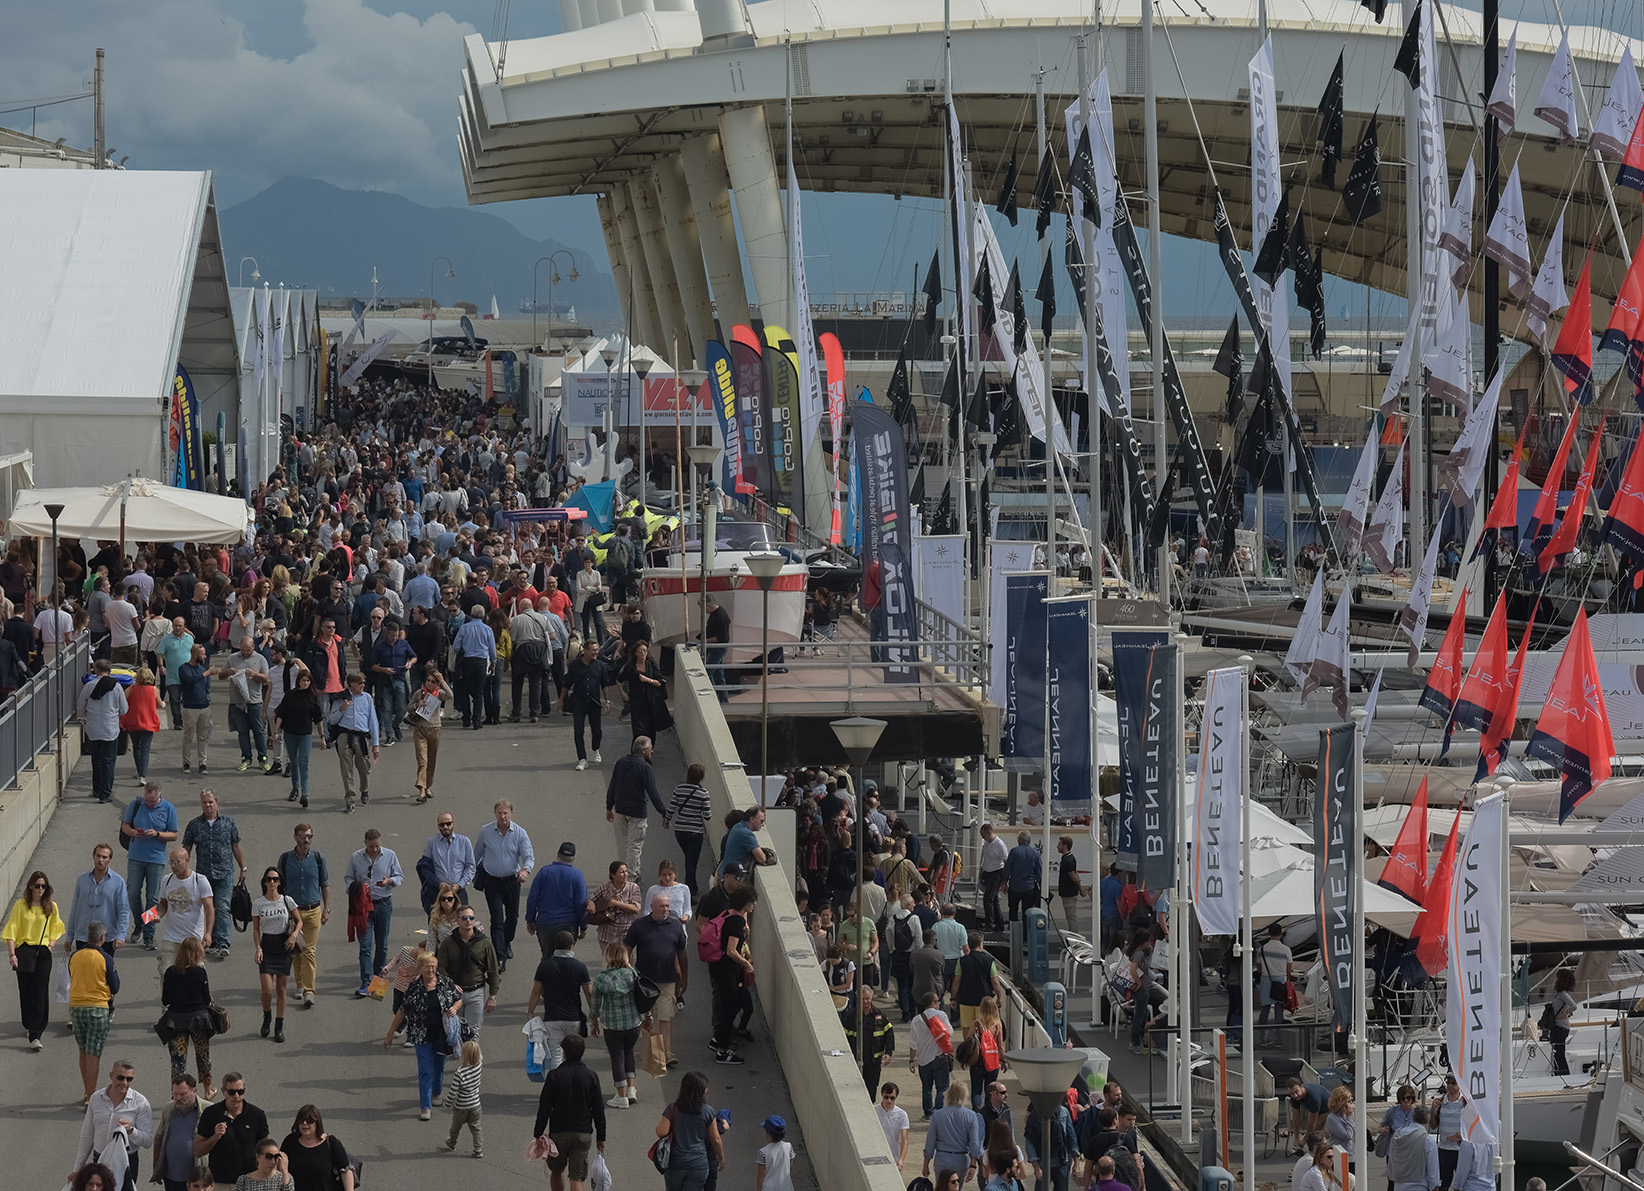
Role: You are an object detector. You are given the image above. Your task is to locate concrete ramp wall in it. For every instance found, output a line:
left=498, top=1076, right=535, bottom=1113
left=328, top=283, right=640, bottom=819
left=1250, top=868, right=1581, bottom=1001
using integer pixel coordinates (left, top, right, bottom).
left=671, top=646, right=905, bottom=1191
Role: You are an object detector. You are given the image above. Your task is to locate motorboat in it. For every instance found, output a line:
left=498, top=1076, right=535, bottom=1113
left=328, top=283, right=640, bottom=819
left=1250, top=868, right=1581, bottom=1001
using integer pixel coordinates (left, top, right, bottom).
left=641, top=519, right=809, bottom=663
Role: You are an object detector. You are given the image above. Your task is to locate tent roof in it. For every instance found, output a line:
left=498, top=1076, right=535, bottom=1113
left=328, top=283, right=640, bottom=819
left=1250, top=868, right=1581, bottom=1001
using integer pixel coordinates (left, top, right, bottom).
left=9, top=480, right=251, bottom=545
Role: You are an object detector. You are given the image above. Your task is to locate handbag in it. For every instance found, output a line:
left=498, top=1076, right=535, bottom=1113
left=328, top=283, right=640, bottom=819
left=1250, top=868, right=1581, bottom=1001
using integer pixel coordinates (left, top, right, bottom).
left=648, top=1105, right=676, bottom=1173
left=208, top=1002, right=231, bottom=1035
left=328, top=1134, right=362, bottom=1190
left=115, top=730, right=129, bottom=756
left=1285, top=979, right=1300, bottom=1013
left=633, top=974, right=661, bottom=1015
left=954, top=1033, right=982, bottom=1068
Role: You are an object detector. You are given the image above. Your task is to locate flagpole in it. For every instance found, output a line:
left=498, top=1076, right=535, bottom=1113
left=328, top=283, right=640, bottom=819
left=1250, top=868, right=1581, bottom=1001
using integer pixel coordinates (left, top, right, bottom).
left=1144, top=0, right=1168, bottom=606
left=1497, top=773, right=1516, bottom=1189
left=1405, top=2, right=1428, bottom=561
left=1077, top=32, right=1100, bottom=608
left=1174, top=625, right=1191, bottom=1144
left=1238, top=654, right=1255, bottom=1183
left=1350, top=706, right=1370, bottom=1189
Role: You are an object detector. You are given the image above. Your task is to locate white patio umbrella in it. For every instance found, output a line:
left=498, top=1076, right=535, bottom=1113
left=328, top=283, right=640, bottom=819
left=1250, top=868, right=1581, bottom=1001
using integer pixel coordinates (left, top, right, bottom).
left=10, top=478, right=251, bottom=545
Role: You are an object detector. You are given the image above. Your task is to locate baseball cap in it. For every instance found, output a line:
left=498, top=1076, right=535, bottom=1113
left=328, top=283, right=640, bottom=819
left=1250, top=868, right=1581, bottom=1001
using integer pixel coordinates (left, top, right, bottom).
left=722, top=862, right=751, bottom=882
left=557, top=842, right=577, bottom=858
left=762, top=1115, right=785, bottom=1132
left=863, top=780, right=878, bottom=792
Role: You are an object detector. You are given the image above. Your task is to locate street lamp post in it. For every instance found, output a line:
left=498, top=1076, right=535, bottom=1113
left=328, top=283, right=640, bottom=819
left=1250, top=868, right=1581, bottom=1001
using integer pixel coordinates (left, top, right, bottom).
left=632, top=356, right=654, bottom=507
left=428, top=256, right=455, bottom=387
left=831, top=715, right=888, bottom=1094
left=533, top=251, right=578, bottom=352
left=687, top=443, right=724, bottom=651
left=1007, top=1048, right=1089, bottom=1186
left=44, top=501, right=65, bottom=797
left=746, top=553, right=786, bottom=786
left=238, top=257, right=260, bottom=286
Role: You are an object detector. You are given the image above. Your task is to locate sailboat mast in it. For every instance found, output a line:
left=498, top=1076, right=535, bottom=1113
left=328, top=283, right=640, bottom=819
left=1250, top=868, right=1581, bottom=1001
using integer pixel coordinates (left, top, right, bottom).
left=1482, top=0, right=1501, bottom=608
left=1144, top=0, right=1166, bottom=604
left=1078, top=31, right=1099, bottom=594
left=941, top=0, right=955, bottom=528
left=1405, top=2, right=1427, bottom=561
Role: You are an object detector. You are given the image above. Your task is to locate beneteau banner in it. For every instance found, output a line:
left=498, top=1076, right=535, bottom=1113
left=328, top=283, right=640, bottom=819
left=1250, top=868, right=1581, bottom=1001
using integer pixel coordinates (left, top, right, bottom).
left=852, top=399, right=919, bottom=682
left=1193, top=666, right=1245, bottom=936
left=1314, top=723, right=1358, bottom=1029
left=1446, top=790, right=1503, bottom=1144
left=1115, top=632, right=1176, bottom=891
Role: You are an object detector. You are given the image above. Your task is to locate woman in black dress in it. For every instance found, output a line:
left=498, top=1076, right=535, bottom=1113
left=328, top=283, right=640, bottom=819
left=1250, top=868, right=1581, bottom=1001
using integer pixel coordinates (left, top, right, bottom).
left=253, top=867, right=301, bottom=1044
left=621, top=640, right=672, bottom=741
left=280, top=1104, right=357, bottom=1191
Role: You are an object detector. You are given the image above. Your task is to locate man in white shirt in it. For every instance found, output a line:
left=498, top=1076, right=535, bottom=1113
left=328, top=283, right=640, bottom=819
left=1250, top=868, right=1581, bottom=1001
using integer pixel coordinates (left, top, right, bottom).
left=106, top=588, right=142, bottom=665
left=71, top=1060, right=153, bottom=1178
left=906, top=993, right=953, bottom=1121
left=978, top=823, right=1009, bottom=932
left=155, top=848, right=215, bottom=977
left=35, top=601, right=74, bottom=662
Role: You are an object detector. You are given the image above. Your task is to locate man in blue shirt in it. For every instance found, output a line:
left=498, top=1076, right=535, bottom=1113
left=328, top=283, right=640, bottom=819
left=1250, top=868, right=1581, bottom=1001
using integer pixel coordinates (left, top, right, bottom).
left=64, top=843, right=130, bottom=959
left=177, top=644, right=213, bottom=775
left=326, top=672, right=380, bottom=814
left=402, top=565, right=440, bottom=611
left=1003, top=831, right=1042, bottom=924
left=156, top=618, right=195, bottom=731
left=1099, top=863, right=1125, bottom=952
left=275, top=823, right=329, bottom=1006
left=420, top=812, right=476, bottom=914
left=120, top=782, right=179, bottom=949
left=473, top=800, right=534, bottom=969
left=369, top=620, right=415, bottom=745
left=717, top=806, right=770, bottom=878
left=344, top=828, right=402, bottom=997
left=181, top=790, right=246, bottom=958
left=451, top=604, right=496, bottom=730
left=525, top=842, right=587, bottom=961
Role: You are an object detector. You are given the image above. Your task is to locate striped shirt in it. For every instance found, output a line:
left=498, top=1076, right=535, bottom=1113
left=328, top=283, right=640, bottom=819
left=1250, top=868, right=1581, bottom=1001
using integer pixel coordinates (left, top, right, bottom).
left=666, top=783, right=712, bottom=835
left=449, top=1060, right=482, bottom=1110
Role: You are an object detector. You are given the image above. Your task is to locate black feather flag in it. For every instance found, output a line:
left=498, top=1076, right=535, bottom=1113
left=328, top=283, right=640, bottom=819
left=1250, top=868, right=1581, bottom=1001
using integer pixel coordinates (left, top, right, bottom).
left=1069, top=126, right=1101, bottom=226
left=1212, top=317, right=1243, bottom=422
left=1290, top=215, right=1326, bottom=357
left=1253, top=187, right=1292, bottom=285
left=996, top=152, right=1020, bottom=227
left=1343, top=117, right=1384, bottom=225
left=888, top=349, right=915, bottom=426
left=1146, top=449, right=1180, bottom=550
left=1064, top=216, right=1088, bottom=323
left=1394, top=3, right=1422, bottom=91
left=1360, top=0, right=1387, bottom=21
left=1317, top=52, right=1345, bottom=189
left=934, top=479, right=955, bottom=534
left=1036, top=251, right=1057, bottom=343
left=1008, top=261, right=1027, bottom=357
left=994, top=376, right=1024, bottom=450
left=922, top=249, right=942, bottom=337
left=974, top=255, right=996, bottom=339
left=967, top=372, right=991, bottom=431
left=1034, top=154, right=1057, bottom=239
left=940, top=356, right=959, bottom=408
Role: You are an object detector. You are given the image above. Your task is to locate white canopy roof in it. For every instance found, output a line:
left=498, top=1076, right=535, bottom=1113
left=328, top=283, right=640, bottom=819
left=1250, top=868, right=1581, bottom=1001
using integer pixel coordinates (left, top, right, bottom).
left=10, top=479, right=251, bottom=545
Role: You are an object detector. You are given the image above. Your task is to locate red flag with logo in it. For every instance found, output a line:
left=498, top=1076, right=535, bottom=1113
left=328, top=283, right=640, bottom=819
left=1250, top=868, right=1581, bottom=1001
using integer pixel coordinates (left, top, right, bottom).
left=1472, top=422, right=1528, bottom=561
left=1526, top=608, right=1616, bottom=821
left=1552, top=257, right=1595, bottom=404
left=1604, top=415, right=1644, bottom=558
left=1621, top=102, right=1644, bottom=192
left=1453, top=592, right=1510, bottom=732
left=1417, top=595, right=1469, bottom=725
left=1377, top=775, right=1429, bottom=904
left=1476, top=608, right=1537, bottom=781
left=1525, top=415, right=1580, bottom=562
left=1538, top=425, right=1603, bottom=576
left=1410, top=810, right=1461, bottom=977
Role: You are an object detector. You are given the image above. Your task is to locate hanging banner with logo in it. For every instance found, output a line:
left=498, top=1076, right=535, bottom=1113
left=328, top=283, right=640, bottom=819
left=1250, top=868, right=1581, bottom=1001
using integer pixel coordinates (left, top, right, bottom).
left=171, top=366, right=201, bottom=490
left=821, top=332, right=847, bottom=543
left=705, top=340, right=749, bottom=498
left=914, top=534, right=965, bottom=638
left=1114, top=630, right=1176, bottom=888
left=1314, top=722, right=1358, bottom=1029
left=988, top=541, right=1039, bottom=708
left=731, top=327, right=769, bottom=498
left=1446, top=790, right=1503, bottom=1144
left=1047, top=600, right=1093, bottom=813
left=764, top=326, right=802, bottom=509
left=852, top=399, right=919, bottom=682
left=1193, top=666, right=1246, bottom=936
left=339, top=332, right=394, bottom=390
left=1002, top=570, right=1049, bottom=769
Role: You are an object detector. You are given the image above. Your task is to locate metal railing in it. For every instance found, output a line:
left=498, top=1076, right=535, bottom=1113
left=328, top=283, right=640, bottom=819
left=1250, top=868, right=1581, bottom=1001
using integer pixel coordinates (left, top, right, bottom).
left=0, top=635, right=90, bottom=792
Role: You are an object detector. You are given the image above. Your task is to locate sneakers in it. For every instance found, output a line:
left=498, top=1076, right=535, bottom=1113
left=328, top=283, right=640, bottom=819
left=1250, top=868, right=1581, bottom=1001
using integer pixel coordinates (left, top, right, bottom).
left=238, top=759, right=251, bottom=773
left=445, top=1139, right=456, bottom=1152
left=300, top=794, right=309, bottom=809
left=266, top=762, right=285, bottom=777
left=360, top=792, right=370, bottom=805
left=287, top=790, right=299, bottom=802
left=575, top=759, right=588, bottom=771
left=714, top=1049, right=745, bottom=1066
left=355, top=985, right=371, bottom=998
left=181, top=763, right=192, bottom=775
left=472, top=1150, right=483, bottom=1160
left=592, top=750, right=602, bottom=763
left=419, top=1109, right=431, bottom=1121
left=260, top=758, right=275, bottom=774
left=198, top=765, right=209, bottom=775
left=606, top=1095, right=631, bottom=1110
left=343, top=804, right=355, bottom=814
left=301, top=989, right=314, bottom=1008
left=133, top=775, right=146, bottom=786
left=28, top=1037, right=42, bottom=1052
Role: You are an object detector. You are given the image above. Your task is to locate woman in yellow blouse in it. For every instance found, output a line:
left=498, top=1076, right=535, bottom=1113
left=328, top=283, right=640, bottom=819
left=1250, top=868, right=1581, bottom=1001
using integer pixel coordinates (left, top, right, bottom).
left=3, top=869, right=65, bottom=1049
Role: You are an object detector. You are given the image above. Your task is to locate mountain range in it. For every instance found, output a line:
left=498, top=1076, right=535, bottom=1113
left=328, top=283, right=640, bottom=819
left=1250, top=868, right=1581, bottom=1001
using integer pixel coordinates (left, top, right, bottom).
left=219, top=176, right=619, bottom=322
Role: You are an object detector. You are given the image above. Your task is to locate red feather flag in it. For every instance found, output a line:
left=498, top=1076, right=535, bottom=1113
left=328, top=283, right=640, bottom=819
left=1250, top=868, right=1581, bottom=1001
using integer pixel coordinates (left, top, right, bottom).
left=1410, top=809, right=1462, bottom=977
left=1552, top=257, right=1595, bottom=404
left=1476, top=608, right=1537, bottom=781
left=1526, top=608, right=1616, bottom=821
left=1525, top=415, right=1580, bottom=562
left=1538, top=425, right=1603, bottom=576
left=1452, top=593, right=1510, bottom=732
left=1473, top=422, right=1529, bottom=561
left=1417, top=595, right=1470, bottom=724
left=1621, top=101, right=1644, bottom=192
left=1378, top=775, right=1429, bottom=904
left=1603, top=413, right=1644, bottom=557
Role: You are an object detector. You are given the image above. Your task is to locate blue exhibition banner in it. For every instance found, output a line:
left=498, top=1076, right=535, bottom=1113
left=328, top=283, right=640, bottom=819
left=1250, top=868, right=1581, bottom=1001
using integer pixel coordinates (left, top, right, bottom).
left=1111, top=628, right=1170, bottom=874
left=1002, top=571, right=1049, bottom=770
left=1047, top=599, right=1092, bottom=812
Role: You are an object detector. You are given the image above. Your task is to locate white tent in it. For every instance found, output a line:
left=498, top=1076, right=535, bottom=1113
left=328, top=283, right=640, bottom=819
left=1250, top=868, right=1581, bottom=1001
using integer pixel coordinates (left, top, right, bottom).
left=1246, top=858, right=1422, bottom=933
left=0, top=170, right=239, bottom=487
left=9, top=479, right=251, bottom=545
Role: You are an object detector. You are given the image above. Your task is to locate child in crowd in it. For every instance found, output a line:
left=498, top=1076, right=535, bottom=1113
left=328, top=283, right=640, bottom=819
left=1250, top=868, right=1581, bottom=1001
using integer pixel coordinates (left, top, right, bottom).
left=756, top=1114, right=796, bottom=1191
left=446, top=1038, right=484, bottom=1158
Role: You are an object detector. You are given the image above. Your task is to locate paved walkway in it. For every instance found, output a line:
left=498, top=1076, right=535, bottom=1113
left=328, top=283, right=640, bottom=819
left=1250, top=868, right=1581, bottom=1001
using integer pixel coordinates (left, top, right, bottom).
left=3, top=698, right=817, bottom=1190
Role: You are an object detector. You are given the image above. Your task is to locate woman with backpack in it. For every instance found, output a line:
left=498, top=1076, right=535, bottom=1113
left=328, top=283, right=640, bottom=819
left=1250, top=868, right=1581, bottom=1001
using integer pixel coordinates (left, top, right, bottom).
left=961, top=996, right=1006, bottom=1109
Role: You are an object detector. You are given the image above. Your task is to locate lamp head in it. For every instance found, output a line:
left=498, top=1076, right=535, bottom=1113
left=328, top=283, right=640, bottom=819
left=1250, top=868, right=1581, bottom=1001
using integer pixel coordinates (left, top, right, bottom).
left=569, top=266, right=580, bottom=281
left=633, top=358, right=654, bottom=380
left=829, top=716, right=887, bottom=768
left=1004, top=1047, right=1088, bottom=1100
left=746, top=552, right=784, bottom=591
left=44, top=503, right=65, bottom=522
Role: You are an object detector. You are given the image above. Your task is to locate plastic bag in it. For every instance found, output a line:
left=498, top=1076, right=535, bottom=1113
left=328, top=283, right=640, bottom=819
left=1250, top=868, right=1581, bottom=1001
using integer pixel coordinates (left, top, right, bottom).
left=54, top=959, right=71, bottom=1005
left=588, top=1150, right=611, bottom=1191
left=366, top=975, right=388, bottom=1001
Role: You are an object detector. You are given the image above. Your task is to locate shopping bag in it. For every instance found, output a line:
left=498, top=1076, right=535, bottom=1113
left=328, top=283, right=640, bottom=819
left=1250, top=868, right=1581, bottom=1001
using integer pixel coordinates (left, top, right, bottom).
left=642, top=1024, right=668, bottom=1077
left=525, top=1038, right=547, bottom=1082
left=588, top=1150, right=612, bottom=1191
left=54, top=960, right=71, bottom=1005
left=366, top=975, right=388, bottom=1001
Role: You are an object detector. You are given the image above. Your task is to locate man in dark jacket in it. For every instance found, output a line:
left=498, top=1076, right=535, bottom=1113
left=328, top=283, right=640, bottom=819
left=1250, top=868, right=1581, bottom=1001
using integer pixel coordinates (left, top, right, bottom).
left=563, top=639, right=608, bottom=769
left=605, top=736, right=666, bottom=874
left=841, top=985, right=896, bottom=1099
left=532, top=1034, right=606, bottom=1191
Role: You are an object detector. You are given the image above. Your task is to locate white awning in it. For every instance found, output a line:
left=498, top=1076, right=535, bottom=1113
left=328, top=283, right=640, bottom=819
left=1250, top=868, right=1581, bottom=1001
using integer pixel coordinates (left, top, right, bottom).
left=10, top=479, right=251, bottom=545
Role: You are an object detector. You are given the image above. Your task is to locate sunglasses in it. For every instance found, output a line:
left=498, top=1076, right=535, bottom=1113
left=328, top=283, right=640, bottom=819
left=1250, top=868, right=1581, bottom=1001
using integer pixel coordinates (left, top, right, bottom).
left=440, top=896, right=457, bottom=903
left=459, top=916, right=477, bottom=922
left=112, top=1074, right=134, bottom=1083
left=224, top=1088, right=245, bottom=1096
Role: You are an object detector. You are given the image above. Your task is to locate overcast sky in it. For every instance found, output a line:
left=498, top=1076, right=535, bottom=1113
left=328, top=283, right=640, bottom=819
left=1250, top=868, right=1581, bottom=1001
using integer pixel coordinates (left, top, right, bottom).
left=1, top=0, right=1630, bottom=321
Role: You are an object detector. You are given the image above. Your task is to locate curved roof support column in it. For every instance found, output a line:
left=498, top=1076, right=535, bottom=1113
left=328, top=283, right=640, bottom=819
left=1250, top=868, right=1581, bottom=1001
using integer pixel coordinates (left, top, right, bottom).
left=558, top=0, right=583, bottom=32
left=718, top=103, right=789, bottom=330
left=653, top=154, right=714, bottom=367
left=595, top=192, right=633, bottom=338
left=629, top=173, right=691, bottom=361
left=611, top=182, right=664, bottom=349
left=680, top=131, right=752, bottom=334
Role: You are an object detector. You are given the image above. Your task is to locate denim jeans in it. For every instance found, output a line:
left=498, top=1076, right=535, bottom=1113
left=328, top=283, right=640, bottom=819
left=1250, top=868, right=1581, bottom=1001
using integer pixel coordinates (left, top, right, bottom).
left=918, top=1056, right=951, bottom=1116
left=129, top=730, right=154, bottom=780
left=127, top=859, right=165, bottom=945
left=89, top=737, right=117, bottom=802
left=165, top=684, right=184, bottom=729
left=705, top=645, right=727, bottom=703
left=286, top=733, right=313, bottom=795
left=675, top=832, right=705, bottom=897
left=414, top=1041, right=448, bottom=1110
left=358, top=899, right=392, bottom=985
left=206, top=874, right=233, bottom=951
left=228, top=703, right=267, bottom=760
left=374, top=678, right=407, bottom=743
